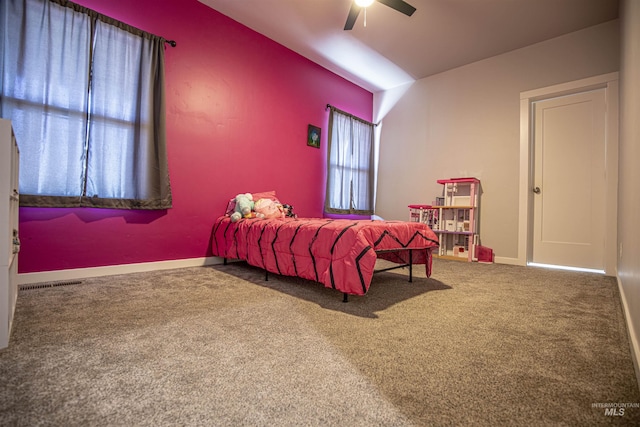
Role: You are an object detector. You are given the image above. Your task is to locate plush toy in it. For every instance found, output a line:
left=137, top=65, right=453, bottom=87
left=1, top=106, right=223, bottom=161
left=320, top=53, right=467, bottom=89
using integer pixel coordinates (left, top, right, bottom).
left=254, top=198, right=284, bottom=219
left=282, top=204, right=296, bottom=218
left=230, top=193, right=255, bottom=222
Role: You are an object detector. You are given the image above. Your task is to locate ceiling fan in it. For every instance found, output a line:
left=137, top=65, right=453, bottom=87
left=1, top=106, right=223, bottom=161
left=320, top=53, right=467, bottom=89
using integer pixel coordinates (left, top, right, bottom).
left=344, top=0, right=416, bottom=31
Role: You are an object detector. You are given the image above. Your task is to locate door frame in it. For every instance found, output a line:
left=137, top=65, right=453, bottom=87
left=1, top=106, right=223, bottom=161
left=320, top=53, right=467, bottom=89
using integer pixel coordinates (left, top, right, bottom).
left=517, top=72, right=619, bottom=275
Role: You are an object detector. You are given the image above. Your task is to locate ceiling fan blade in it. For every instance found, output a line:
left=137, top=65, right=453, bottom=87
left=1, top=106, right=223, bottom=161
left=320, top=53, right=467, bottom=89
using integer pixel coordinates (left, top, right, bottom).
left=344, top=4, right=361, bottom=30
left=376, top=0, right=416, bottom=17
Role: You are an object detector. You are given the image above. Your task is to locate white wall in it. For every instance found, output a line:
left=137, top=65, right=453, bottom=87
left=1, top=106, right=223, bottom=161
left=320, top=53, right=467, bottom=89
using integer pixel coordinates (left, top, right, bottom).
left=374, top=20, right=619, bottom=262
left=618, top=0, right=640, bottom=385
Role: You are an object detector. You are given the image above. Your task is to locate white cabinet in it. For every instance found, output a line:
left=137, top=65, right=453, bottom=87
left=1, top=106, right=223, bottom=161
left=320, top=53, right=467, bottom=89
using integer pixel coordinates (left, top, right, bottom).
left=0, top=119, right=19, bottom=349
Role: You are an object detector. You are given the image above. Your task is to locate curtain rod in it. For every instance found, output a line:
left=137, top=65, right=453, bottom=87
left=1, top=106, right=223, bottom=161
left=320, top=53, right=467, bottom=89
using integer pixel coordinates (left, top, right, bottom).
left=52, top=0, right=176, bottom=47
left=326, top=104, right=378, bottom=126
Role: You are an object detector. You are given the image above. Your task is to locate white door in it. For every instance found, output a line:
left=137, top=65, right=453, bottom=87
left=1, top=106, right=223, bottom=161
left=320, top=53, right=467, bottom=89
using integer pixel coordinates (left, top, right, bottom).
left=531, top=88, right=606, bottom=270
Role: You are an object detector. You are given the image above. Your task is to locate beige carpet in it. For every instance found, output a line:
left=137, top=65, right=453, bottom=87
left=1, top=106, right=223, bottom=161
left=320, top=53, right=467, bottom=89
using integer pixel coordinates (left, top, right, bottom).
left=0, top=258, right=638, bottom=426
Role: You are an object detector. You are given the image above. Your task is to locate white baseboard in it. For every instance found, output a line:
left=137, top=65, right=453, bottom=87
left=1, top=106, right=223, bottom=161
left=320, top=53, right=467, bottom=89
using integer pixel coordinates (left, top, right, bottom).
left=20, top=255, right=522, bottom=284
left=617, top=276, right=640, bottom=391
left=17, top=256, right=225, bottom=285
left=493, top=256, right=524, bottom=266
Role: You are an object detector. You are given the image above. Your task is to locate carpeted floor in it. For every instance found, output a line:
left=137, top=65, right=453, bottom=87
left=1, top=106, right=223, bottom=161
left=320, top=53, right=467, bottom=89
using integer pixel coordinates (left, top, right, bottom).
left=0, top=258, right=638, bottom=426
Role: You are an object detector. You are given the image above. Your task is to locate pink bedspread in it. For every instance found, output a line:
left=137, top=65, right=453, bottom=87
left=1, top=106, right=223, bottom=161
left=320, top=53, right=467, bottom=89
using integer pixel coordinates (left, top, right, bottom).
left=211, top=217, right=439, bottom=296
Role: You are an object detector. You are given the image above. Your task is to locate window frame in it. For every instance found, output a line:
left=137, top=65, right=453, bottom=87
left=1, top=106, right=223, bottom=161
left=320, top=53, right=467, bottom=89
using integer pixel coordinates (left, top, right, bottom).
left=324, top=105, right=375, bottom=215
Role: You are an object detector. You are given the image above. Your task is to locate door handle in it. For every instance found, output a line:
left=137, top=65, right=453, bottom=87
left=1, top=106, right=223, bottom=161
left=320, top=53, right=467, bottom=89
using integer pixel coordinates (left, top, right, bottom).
left=533, top=186, right=541, bottom=194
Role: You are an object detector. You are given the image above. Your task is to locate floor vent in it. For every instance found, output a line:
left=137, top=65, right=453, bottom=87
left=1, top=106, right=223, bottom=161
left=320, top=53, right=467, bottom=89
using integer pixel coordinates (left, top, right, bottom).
left=19, top=280, right=83, bottom=291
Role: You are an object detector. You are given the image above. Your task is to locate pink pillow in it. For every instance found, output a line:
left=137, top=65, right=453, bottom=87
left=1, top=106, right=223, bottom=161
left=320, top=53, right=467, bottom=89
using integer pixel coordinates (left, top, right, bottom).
left=224, top=199, right=236, bottom=216
left=251, top=190, right=279, bottom=202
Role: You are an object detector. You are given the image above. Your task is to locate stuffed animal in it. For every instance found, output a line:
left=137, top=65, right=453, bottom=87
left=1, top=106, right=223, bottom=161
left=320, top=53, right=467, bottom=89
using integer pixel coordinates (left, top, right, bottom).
left=254, top=198, right=284, bottom=219
left=282, top=204, right=296, bottom=218
left=230, top=193, right=254, bottom=222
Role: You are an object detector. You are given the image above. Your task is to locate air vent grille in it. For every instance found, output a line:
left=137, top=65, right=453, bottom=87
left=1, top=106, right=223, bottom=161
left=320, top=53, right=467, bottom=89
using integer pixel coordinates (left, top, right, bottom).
left=20, top=280, right=83, bottom=291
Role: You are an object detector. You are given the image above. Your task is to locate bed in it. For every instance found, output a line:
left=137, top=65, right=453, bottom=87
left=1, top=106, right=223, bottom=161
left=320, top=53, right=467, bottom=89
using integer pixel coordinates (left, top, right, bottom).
left=210, top=216, right=439, bottom=300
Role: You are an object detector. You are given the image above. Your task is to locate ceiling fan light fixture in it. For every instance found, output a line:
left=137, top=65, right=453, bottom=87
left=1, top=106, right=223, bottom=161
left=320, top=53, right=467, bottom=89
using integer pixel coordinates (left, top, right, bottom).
left=355, top=0, right=375, bottom=7
left=344, top=0, right=416, bottom=31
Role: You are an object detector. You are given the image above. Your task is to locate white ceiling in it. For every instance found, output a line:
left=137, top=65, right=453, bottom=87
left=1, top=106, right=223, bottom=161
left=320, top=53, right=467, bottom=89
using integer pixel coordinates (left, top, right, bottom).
left=198, top=0, right=619, bottom=92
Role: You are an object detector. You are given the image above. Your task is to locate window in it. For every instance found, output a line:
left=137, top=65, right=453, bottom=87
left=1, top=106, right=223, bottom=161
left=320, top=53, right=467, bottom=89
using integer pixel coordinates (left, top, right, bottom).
left=0, top=0, right=172, bottom=209
left=324, top=106, right=374, bottom=215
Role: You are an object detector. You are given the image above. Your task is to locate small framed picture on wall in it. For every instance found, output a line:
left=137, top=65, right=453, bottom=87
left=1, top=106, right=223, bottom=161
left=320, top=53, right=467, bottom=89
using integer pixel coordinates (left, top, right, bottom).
left=307, top=124, right=321, bottom=148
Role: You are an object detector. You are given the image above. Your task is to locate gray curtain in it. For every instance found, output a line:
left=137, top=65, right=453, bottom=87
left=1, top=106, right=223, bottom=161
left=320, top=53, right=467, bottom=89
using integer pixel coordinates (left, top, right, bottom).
left=0, top=0, right=172, bottom=209
left=324, top=106, right=374, bottom=215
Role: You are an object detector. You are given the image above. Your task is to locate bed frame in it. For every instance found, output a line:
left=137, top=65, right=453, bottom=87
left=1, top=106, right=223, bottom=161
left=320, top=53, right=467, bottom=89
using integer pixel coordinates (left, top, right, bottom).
left=224, top=248, right=416, bottom=302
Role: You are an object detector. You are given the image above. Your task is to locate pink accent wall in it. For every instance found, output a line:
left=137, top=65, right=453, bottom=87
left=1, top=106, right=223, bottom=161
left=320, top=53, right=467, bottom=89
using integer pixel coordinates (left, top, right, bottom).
left=18, top=0, right=373, bottom=273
